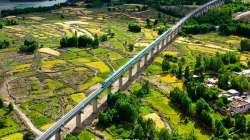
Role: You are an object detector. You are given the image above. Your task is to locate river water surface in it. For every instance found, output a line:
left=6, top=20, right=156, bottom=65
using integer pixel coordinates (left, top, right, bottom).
left=0, top=0, right=67, bottom=12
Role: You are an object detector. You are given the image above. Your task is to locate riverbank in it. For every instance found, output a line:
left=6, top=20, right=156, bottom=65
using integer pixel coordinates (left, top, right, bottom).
left=0, top=0, right=68, bottom=13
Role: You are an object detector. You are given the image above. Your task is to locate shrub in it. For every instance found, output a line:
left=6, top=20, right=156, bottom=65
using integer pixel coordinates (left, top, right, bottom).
left=0, top=40, right=9, bottom=49
left=182, top=24, right=215, bottom=34
left=240, top=39, right=250, bottom=52
left=157, top=26, right=169, bottom=35
left=0, top=23, right=2, bottom=29
left=60, top=35, right=99, bottom=49
left=19, top=39, right=38, bottom=53
left=78, top=35, right=93, bottom=47
left=0, top=118, right=5, bottom=129
left=128, top=23, right=141, bottom=33
left=128, top=44, right=134, bottom=52
left=8, top=102, right=13, bottom=112
left=99, top=34, right=108, bottom=42
left=0, top=98, right=3, bottom=108
left=23, top=131, right=35, bottom=140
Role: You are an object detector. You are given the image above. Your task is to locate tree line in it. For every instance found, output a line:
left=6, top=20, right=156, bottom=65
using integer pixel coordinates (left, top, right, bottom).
left=1, top=3, right=75, bottom=17
left=96, top=91, right=171, bottom=140
left=181, top=1, right=250, bottom=38
left=170, top=87, right=250, bottom=139
left=60, top=35, right=99, bottom=49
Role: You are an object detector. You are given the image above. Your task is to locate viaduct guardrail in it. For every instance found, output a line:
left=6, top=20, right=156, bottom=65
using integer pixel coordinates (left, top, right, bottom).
left=37, top=0, right=225, bottom=139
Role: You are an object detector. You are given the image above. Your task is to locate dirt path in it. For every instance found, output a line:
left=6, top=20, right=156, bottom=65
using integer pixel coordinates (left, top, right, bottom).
left=0, top=77, right=43, bottom=136
left=176, top=37, right=235, bottom=52
left=13, top=103, right=43, bottom=135
left=233, top=11, right=250, bottom=20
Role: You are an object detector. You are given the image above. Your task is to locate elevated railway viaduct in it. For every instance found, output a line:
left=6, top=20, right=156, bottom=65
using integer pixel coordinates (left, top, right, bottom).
left=37, top=0, right=225, bottom=139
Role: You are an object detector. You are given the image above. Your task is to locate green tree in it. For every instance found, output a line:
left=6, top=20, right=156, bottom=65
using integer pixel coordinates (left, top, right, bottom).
left=222, top=115, right=234, bottom=129
left=78, top=35, right=93, bottom=48
left=240, top=39, right=250, bottom=51
left=234, top=113, right=246, bottom=132
left=128, top=23, right=141, bottom=33
left=128, top=44, right=134, bottom=52
left=186, top=129, right=197, bottom=140
left=200, top=110, right=213, bottom=127
left=215, top=120, right=228, bottom=137
left=8, top=102, right=13, bottom=112
left=247, top=121, right=250, bottom=133
left=23, top=131, right=35, bottom=140
left=162, top=58, right=171, bottom=72
left=184, top=66, right=191, bottom=82
left=0, top=118, right=5, bottom=129
left=146, top=18, right=152, bottom=28
left=133, top=124, right=144, bottom=138
left=92, top=34, right=99, bottom=48
left=177, top=63, right=183, bottom=79
left=159, top=128, right=171, bottom=140
left=0, top=98, right=3, bottom=108
left=137, top=81, right=150, bottom=97
left=218, top=73, right=230, bottom=90
left=19, top=39, right=38, bottom=53
left=196, top=98, right=209, bottom=115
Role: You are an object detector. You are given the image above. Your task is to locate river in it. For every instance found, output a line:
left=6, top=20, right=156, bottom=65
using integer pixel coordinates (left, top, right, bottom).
left=0, top=0, right=68, bottom=12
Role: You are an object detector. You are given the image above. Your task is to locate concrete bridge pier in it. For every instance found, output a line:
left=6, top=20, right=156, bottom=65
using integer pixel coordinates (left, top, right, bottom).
left=119, top=75, right=123, bottom=89
left=157, top=42, right=161, bottom=52
left=55, top=128, right=64, bottom=140
left=93, top=99, right=98, bottom=114
left=144, top=53, right=148, bottom=65
left=76, top=112, right=82, bottom=129
left=137, top=60, right=141, bottom=73
left=129, top=68, right=133, bottom=80
left=108, top=86, right=112, bottom=95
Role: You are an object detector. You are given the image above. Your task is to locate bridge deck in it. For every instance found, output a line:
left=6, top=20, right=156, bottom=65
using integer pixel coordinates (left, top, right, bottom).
left=37, top=0, right=225, bottom=139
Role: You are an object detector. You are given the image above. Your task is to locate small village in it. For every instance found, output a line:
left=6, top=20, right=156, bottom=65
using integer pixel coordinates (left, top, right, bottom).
left=205, top=68, right=250, bottom=116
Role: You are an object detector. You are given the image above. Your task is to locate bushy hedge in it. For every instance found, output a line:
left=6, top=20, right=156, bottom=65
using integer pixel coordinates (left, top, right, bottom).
left=128, top=23, right=141, bottom=33
left=0, top=40, right=10, bottom=49
left=19, top=39, right=38, bottom=53
left=183, top=2, right=250, bottom=37
left=240, top=39, right=250, bottom=51
left=182, top=24, right=215, bottom=34
left=60, top=35, right=99, bottom=48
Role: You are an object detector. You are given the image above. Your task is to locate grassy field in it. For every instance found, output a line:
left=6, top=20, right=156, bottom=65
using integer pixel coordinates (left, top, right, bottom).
left=0, top=108, right=24, bottom=139
left=0, top=2, right=166, bottom=132
left=145, top=89, right=210, bottom=139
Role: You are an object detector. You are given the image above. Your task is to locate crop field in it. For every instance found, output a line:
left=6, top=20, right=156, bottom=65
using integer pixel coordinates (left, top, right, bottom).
left=0, top=3, right=166, bottom=132
left=145, top=89, right=210, bottom=139
left=0, top=108, right=25, bottom=139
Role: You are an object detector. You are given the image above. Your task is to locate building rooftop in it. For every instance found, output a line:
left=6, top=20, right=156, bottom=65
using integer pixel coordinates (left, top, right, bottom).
left=229, top=99, right=249, bottom=108
left=227, top=89, right=240, bottom=95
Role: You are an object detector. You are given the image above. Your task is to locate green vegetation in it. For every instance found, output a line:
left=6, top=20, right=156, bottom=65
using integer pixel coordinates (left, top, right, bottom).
left=23, top=131, right=35, bottom=140
left=19, top=39, right=39, bottom=53
left=97, top=91, right=171, bottom=139
left=128, top=23, right=141, bottom=33
left=1, top=2, right=74, bottom=17
left=65, top=130, right=98, bottom=140
left=0, top=104, right=23, bottom=138
left=240, top=39, right=250, bottom=51
left=182, top=1, right=250, bottom=37
left=0, top=40, right=10, bottom=49
left=60, top=35, right=99, bottom=49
